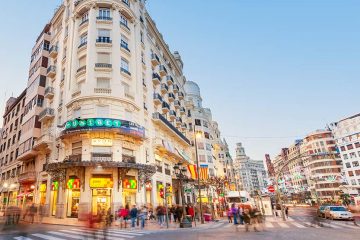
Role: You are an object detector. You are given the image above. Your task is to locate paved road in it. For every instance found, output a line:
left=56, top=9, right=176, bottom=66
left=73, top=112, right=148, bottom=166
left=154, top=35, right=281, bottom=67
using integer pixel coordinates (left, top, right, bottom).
left=1, top=207, right=359, bottom=239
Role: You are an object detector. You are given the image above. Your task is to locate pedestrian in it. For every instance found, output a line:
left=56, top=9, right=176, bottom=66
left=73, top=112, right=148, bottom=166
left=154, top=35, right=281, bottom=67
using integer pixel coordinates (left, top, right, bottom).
left=148, top=208, right=156, bottom=221
left=238, top=206, right=244, bottom=225
left=285, top=206, right=289, bottom=219
left=170, top=205, right=176, bottom=222
left=227, top=208, right=233, bottom=223
left=106, top=208, right=113, bottom=227
left=130, top=205, right=138, bottom=228
left=38, top=204, right=45, bottom=224
left=156, top=204, right=164, bottom=226
left=29, top=203, right=37, bottom=224
left=188, top=204, right=195, bottom=222
left=120, top=205, right=130, bottom=228
left=250, top=208, right=260, bottom=232
left=175, top=205, right=183, bottom=223
left=231, top=204, right=238, bottom=225
left=243, top=208, right=251, bottom=232
left=139, top=205, right=148, bottom=229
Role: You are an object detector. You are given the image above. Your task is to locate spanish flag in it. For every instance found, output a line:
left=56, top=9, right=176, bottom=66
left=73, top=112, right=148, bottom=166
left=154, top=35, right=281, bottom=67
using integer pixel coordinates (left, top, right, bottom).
left=188, top=165, right=197, bottom=179
left=200, top=165, right=208, bottom=180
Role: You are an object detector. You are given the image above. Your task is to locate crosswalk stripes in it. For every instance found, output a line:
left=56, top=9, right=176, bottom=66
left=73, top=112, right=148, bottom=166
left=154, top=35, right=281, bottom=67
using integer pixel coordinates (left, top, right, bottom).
left=330, top=222, right=359, bottom=230
left=12, top=228, right=149, bottom=240
left=277, top=222, right=290, bottom=228
left=289, top=222, right=306, bottom=228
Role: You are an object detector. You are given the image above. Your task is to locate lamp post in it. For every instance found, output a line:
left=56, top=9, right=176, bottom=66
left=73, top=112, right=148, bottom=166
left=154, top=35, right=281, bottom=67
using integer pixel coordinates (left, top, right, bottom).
left=193, top=129, right=204, bottom=224
left=173, top=163, right=191, bottom=228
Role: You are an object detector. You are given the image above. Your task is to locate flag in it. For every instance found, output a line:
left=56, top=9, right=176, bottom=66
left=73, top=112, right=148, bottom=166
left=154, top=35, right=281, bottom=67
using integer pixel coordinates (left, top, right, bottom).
left=200, top=165, right=208, bottom=180
left=188, top=165, right=197, bottom=179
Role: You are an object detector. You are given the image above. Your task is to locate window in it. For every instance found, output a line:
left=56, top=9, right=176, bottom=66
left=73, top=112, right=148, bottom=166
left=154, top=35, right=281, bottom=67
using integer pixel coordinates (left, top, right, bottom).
left=121, top=35, right=129, bottom=51
left=97, top=105, right=109, bottom=117
left=122, top=0, right=130, bottom=6
left=122, top=148, right=134, bottom=156
left=343, top=154, right=348, bottom=160
left=120, top=15, right=129, bottom=28
left=206, top=143, right=212, bottom=151
left=197, top=142, right=204, bottom=150
left=98, top=29, right=110, bottom=42
left=93, top=146, right=111, bottom=153
left=195, top=119, right=201, bottom=126
left=351, top=179, right=356, bottom=185
left=121, top=58, right=130, bottom=73
left=347, top=144, right=354, bottom=150
left=81, top=12, right=88, bottom=24
left=80, top=34, right=87, bottom=46
left=203, top=121, right=208, bottom=128
left=346, top=162, right=351, bottom=168
left=204, top=132, right=210, bottom=139
left=72, top=141, right=82, bottom=155
left=97, top=53, right=110, bottom=64
left=207, top=155, right=213, bottom=163
left=348, top=171, right=354, bottom=177
left=340, top=146, right=346, bottom=151
left=353, top=161, right=359, bottom=167
left=199, top=155, right=206, bottom=162
left=97, top=78, right=110, bottom=88
left=140, top=31, right=144, bottom=43
left=99, top=8, right=111, bottom=19
left=350, top=152, right=356, bottom=159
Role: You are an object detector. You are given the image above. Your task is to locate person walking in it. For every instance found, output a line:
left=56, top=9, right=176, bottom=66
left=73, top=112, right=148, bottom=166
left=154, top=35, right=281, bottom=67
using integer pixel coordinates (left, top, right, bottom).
left=170, top=205, right=177, bottom=223
left=29, top=203, right=37, bottom=224
left=175, top=205, right=183, bottom=223
left=227, top=208, right=233, bottom=223
left=38, top=204, right=45, bottom=224
left=285, top=206, right=289, bottom=219
left=130, top=205, right=138, bottom=229
left=231, top=204, right=238, bottom=225
left=188, top=204, right=195, bottom=222
left=238, top=206, right=244, bottom=225
left=156, top=204, right=164, bottom=226
left=250, top=208, right=260, bottom=232
left=139, top=205, right=148, bottom=229
left=243, top=208, right=251, bottom=232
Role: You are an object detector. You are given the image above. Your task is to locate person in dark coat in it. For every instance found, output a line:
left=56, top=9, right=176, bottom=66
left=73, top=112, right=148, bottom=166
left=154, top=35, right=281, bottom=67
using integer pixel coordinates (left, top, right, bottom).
left=175, top=206, right=183, bottom=222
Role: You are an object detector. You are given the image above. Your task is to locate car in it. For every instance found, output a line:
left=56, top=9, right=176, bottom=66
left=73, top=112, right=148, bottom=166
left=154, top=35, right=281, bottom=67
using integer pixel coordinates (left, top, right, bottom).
left=324, top=206, right=354, bottom=220
left=317, top=205, right=327, bottom=218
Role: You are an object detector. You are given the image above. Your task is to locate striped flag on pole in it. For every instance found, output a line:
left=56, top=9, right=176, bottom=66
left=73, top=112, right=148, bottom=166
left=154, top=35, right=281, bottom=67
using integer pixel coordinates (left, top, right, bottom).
left=188, top=165, right=197, bottom=179
left=200, top=165, right=208, bottom=180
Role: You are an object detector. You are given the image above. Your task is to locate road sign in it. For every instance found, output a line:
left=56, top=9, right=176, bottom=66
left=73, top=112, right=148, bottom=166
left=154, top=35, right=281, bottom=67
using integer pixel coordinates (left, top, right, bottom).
left=268, top=185, right=275, bottom=193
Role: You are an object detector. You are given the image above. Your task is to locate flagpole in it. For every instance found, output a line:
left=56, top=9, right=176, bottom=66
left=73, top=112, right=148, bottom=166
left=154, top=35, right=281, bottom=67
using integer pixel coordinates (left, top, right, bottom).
left=194, top=125, right=204, bottom=224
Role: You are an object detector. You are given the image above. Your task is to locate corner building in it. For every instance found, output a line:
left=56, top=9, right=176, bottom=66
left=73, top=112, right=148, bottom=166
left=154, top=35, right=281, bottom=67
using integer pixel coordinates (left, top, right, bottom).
left=35, top=0, right=193, bottom=220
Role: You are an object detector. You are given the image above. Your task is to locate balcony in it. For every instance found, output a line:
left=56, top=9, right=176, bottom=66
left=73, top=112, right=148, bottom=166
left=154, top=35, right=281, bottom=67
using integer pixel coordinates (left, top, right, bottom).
left=121, top=68, right=131, bottom=76
left=152, top=73, right=161, bottom=85
left=152, top=112, right=191, bottom=145
left=180, top=107, right=186, bottom=115
left=166, top=76, right=174, bottom=85
left=173, top=84, right=179, bottom=93
left=78, top=41, right=87, bottom=49
left=76, top=65, right=86, bottom=78
left=178, top=92, right=184, bottom=100
left=153, top=93, right=162, bottom=105
left=33, top=133, right=54, bottom=151
left=176, top=117, right=182, bottom=126
left=18, top=171, right=36, bottom=184
left=49, top=46, right=58, bottom=58
left=174, top=100, right=181, bottom=109
left=47, top=66, right=56, bottom=78
left=95, top=63, right=112, bottom=72
left=169, top=110, right=176, bottom=120
left=159, top=65, right=167, bottom=77
left=160, top=84, right=169, bottom=94
left=44, top=86, right=55, bottom=99
left=151, top=53, right=160, bottom=67
left=168, top=93, right=175, bottom=102
left=64, top=154, right=82, bottom=163
left=38, top=108, right=55, bottom=122
left=96, top=16, right=113, bottom=24
left=91, top=153, right=112, bottom=162
left=162, top=102, right=170, bottom=114
left=96, top=37, right=112, bottom=47
left=94, top=88, right=112, bottom=94
left=121, top=42, right=131, bottom=53
left=123, top=154, right=136, bottom=163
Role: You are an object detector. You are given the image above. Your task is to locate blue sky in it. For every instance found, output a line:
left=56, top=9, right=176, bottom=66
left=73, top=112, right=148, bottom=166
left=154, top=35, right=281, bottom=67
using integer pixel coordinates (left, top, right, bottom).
left=0, top=0, right=359, bottom=160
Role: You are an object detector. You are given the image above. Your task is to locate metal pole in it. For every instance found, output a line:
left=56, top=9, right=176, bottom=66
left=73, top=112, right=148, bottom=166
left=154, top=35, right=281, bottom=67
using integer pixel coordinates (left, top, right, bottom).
left=194, top=128, right=204, bottom=224
left=164, top=196, right=169, bottom=229
left=276, top=173, right=286, bottom=221
left=180, top=177, right=186, bottom=221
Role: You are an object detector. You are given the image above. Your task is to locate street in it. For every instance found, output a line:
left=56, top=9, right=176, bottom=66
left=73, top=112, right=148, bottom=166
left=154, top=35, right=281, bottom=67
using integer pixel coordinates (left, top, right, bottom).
left=1, top=207, right=359, bottom=240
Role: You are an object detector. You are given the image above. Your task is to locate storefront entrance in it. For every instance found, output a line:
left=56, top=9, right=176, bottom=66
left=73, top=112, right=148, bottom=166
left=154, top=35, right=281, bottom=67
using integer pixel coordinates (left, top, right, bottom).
left=66, top=178, right=80, bottom=218
left=50, top=181, right=59, bottom=216
left=92, top=189, right=111, bottom=216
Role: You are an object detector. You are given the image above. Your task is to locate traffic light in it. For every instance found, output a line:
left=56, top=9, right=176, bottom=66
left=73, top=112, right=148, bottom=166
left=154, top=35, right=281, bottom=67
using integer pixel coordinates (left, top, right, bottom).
left=159, top=187, right=164, bottom=199
left=167, top=186, right=172, bottom=193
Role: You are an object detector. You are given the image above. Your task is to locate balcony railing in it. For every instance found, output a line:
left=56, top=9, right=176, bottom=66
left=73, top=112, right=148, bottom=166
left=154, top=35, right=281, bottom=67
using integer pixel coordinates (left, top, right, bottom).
left=97, top=16, right=113, bottom=21
left=38, top=108, right=55, bottom=121
left=151, top=53, right=160, bottom=66
left=178, top=92, right=185, bottom=99
left=153, top=93, right=162, bottom=105
left=79, top=19, right=88, bottom=27
left=162, top=102, right=170, bottom=113
left=120, top=21, right=130, bottom=31
left=47, top=66, right=56, bottom=77
left=45, top=86, right=55, bottom=99
left=91, top=153, right=112, bottom=162
left=173, top=84, right=179, bottom=93
left=18, top=171, right=36, bottom=183
left=121, top=42, right=130, bottom=52
left=49, top=46, right=58, bottom=58
left=121, top=68, right=131, bottom=76
left=166, top=76, right=174, bottom=85
left=122, top=0, right=130, bottom=7
left=64, top=154, right=82, bottom=163
left=123, top=154, right=136, bottom=163
left=161, top=84, right=169, bottom=94
left=168, top=93, right=175, bottom=102
left=96, top=37, right=112, bottom=43
left=180, top=107, right=186, bottom=115
left=174, top=100, right=181, bottom=109
left=152, top=73, right=161, bottom=85
left=169, top=110, right=176, bottom=120
left=78, top=41, right=87, bottom=49
left=152, top=112, right=191, bottom=145
left=95, top=63, right=112, bottom=69
left=159, top=65, right=167, bottom=77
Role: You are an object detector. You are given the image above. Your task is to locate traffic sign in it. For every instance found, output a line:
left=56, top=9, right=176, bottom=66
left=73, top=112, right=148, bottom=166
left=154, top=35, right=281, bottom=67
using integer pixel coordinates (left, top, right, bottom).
left=268, top=185, right=275, bottom=193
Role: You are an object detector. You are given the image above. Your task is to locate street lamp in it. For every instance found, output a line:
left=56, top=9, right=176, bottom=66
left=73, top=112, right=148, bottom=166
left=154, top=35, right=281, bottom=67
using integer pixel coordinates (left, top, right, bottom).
left=194, top=130, right=204, bottom=224
left=173, top=163, right=191, bottom=228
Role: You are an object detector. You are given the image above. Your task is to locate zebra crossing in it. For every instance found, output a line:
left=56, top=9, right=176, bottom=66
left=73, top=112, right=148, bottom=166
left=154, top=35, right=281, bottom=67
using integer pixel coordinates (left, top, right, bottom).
left=12, top=228, right=151, bottom=240
left=201, top=219, right=360, bottom=231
